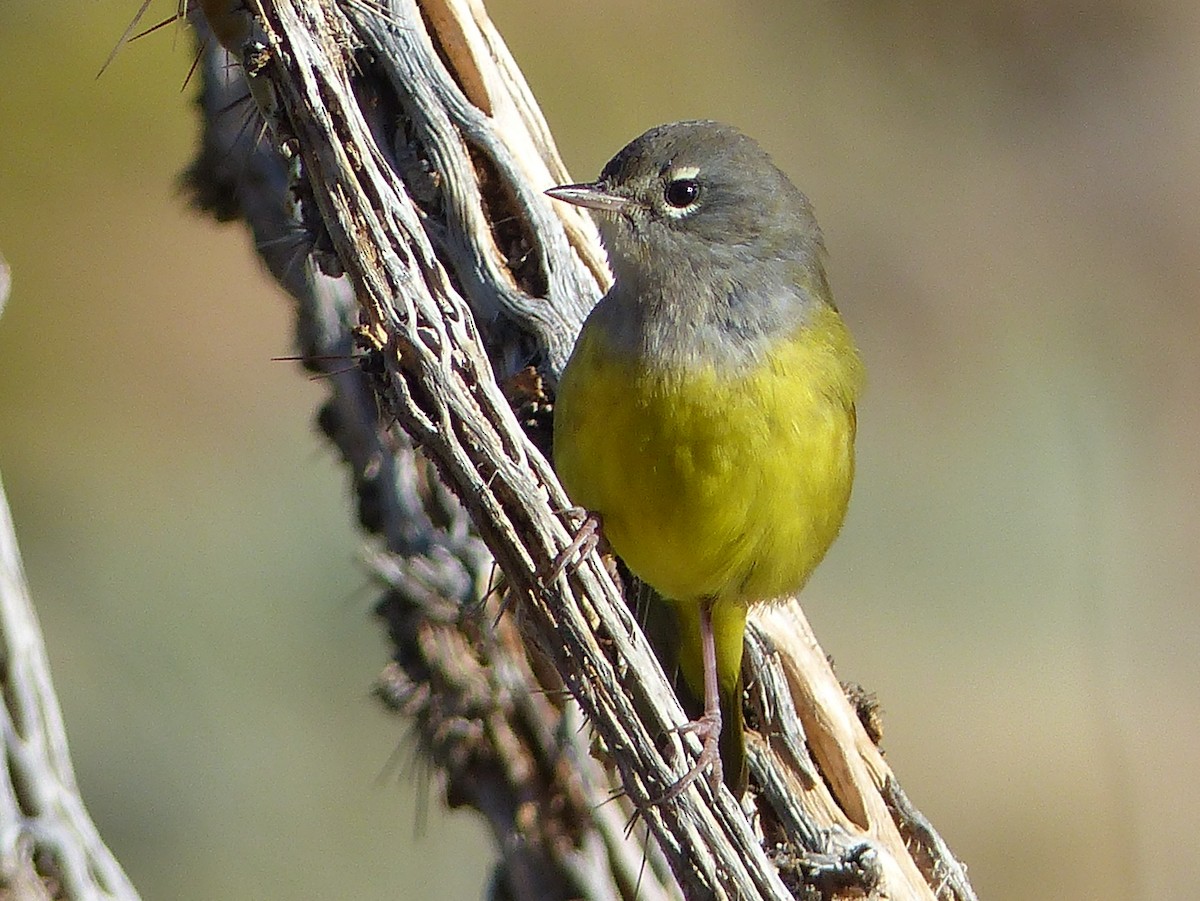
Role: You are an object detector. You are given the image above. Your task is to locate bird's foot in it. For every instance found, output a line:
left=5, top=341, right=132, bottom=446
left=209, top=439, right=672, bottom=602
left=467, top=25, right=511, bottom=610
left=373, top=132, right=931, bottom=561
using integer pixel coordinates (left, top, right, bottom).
left=543, top=508, right=603, bottom=584
left=652, top=710, right=723, bottom=804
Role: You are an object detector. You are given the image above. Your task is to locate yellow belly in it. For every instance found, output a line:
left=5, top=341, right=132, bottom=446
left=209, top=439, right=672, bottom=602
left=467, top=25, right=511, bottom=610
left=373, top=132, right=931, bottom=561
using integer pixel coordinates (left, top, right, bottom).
left=553, top=305, right=863, bottom=607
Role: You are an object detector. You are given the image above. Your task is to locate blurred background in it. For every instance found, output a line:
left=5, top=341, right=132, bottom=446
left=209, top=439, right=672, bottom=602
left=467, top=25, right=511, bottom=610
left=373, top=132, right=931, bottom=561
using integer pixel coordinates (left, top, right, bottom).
left=1, top=1, right=1196, bottom=898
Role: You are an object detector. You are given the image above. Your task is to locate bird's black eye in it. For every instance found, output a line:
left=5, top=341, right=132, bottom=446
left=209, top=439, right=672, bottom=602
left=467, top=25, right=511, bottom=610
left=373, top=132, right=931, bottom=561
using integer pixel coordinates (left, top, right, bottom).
left=664, top=178, right=700, bottom=209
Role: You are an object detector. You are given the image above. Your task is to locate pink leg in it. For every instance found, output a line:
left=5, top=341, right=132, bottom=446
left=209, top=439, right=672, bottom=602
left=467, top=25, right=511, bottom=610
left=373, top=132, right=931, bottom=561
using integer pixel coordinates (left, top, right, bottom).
left=654, top=598, right=723, bottom=802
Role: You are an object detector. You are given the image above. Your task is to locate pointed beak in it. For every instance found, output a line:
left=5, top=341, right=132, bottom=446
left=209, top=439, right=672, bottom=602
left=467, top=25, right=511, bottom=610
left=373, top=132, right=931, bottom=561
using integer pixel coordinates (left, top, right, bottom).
left=545, top=181, right=631, bottom=213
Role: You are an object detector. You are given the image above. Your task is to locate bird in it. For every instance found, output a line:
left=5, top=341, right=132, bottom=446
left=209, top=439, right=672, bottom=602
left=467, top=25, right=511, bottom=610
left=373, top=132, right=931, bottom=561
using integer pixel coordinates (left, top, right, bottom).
left=547, top=120, right=863, bottom=798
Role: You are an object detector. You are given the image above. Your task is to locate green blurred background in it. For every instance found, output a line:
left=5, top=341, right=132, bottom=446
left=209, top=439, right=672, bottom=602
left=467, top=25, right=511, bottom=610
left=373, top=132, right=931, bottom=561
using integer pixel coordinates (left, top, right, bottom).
left=1, top=1, right=1196, bottom=898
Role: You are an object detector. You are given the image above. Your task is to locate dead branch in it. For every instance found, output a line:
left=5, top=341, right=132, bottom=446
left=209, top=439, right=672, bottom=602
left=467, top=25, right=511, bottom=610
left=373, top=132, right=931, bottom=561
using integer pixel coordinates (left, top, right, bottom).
left=0, top=253, right=141, bottom=900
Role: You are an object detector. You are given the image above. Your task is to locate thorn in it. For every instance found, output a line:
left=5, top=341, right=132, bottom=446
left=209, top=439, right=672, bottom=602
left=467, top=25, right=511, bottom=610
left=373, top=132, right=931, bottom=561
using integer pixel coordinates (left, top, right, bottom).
left=97, top=0, right=158, bottom=79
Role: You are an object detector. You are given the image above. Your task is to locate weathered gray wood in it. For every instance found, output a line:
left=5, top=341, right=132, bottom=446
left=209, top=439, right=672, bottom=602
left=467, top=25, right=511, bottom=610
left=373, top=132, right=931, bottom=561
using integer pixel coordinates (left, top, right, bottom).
left=0, top=256, right=141, bottom=901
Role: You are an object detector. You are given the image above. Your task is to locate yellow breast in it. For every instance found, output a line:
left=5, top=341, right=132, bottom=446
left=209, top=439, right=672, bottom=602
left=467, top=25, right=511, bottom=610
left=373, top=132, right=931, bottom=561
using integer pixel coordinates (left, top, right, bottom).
left=553, top=305, right=863, bottom=606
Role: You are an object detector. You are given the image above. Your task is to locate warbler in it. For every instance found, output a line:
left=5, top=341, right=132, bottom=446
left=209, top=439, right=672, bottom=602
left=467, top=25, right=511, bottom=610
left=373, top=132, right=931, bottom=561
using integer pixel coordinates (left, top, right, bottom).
left=547, top=120, right=863, bottom=797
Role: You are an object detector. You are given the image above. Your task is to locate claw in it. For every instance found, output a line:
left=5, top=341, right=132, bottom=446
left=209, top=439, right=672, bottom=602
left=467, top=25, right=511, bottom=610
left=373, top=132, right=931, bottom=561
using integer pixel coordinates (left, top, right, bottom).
left=544, top=509, right=603, bottom=583
left=653, top=709, right=723, bottom=803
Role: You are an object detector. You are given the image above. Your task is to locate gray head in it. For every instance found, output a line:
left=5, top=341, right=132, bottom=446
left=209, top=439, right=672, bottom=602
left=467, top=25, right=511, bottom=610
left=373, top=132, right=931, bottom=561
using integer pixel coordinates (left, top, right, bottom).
left=547, top=121, right=834, bottom=368
left=546, top=120, right=827, bottom=290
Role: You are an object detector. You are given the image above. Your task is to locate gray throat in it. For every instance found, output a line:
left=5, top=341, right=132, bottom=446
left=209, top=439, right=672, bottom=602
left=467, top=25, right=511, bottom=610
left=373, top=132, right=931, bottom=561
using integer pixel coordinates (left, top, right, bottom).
left=589, top=251, right=821, bottom=372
